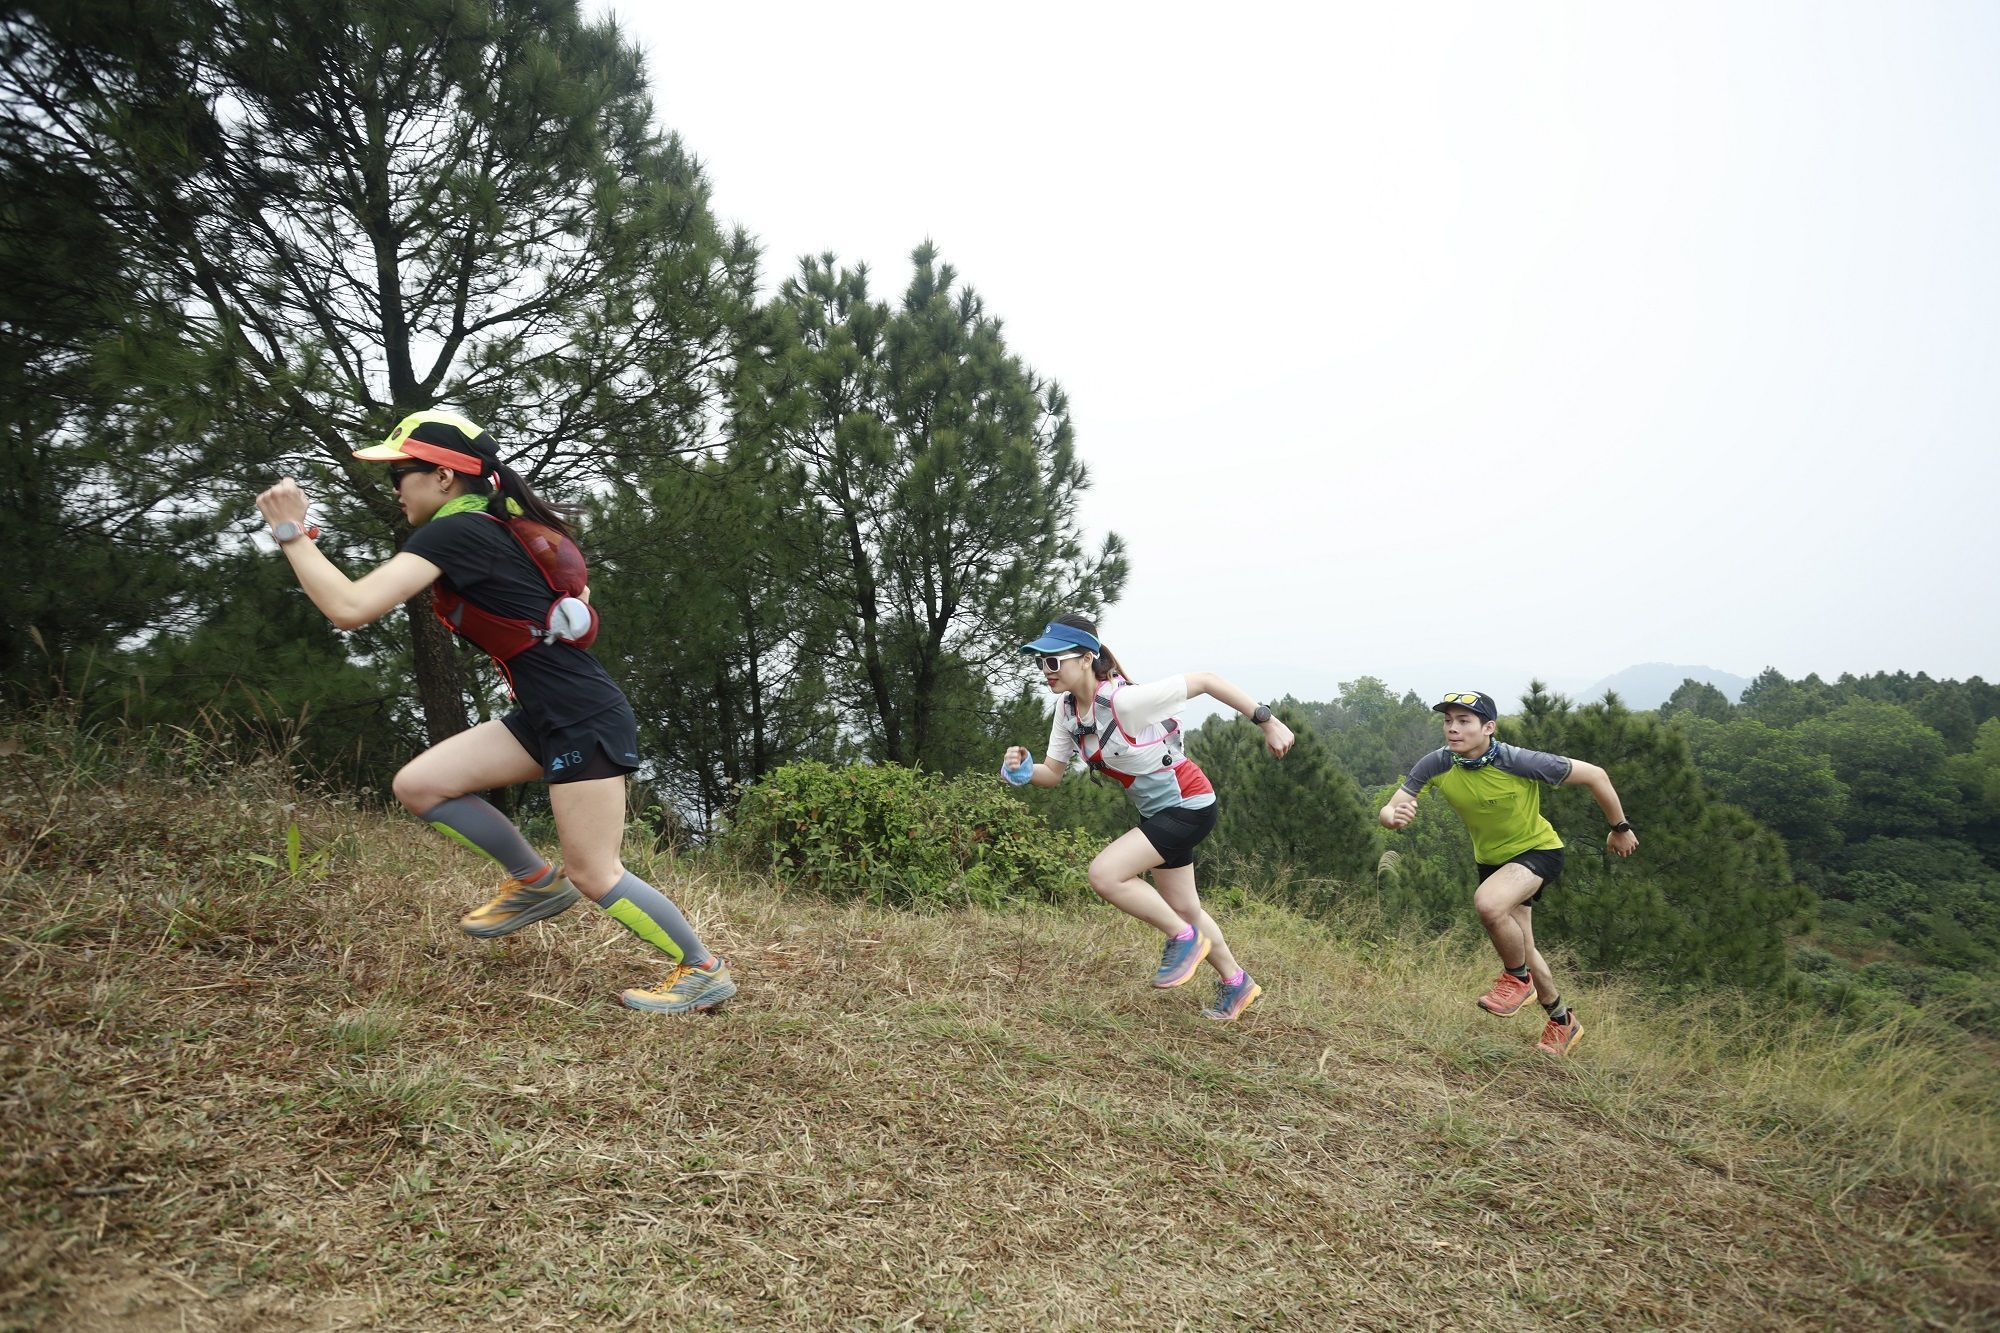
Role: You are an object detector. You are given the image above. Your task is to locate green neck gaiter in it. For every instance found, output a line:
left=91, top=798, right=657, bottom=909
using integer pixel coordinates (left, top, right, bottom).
left=428, top=493, right=523, bottom=523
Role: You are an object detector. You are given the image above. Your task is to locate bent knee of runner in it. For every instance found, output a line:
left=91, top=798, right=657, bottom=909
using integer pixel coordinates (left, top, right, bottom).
left=1086, top=858, right=1127, bottom=900
left=563, top=858, right=625, bottom=902
left=1473, top=887, right=1516, bottom=927
left=394, top=764, right=449, bottom=817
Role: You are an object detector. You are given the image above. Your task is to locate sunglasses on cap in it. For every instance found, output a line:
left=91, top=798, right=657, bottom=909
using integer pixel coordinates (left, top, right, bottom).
left=1035, top=651, right=1089, bottom=673
left=1440, top=693, right=1484, bottom=706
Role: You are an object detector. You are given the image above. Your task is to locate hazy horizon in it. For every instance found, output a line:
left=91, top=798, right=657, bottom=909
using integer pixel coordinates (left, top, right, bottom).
left=609, top=2, right=1998, bottom=705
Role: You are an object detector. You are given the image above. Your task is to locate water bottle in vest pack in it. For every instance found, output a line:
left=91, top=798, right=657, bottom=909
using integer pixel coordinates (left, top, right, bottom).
left=431, top=511, right=600, bottom=667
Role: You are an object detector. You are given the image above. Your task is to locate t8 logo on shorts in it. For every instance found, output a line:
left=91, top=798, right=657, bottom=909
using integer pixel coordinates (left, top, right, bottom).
left=549, top=750, right=585, bottom=773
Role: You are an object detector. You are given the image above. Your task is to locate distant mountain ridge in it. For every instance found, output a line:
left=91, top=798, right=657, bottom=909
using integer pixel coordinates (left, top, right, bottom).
left=1582, top=663, right=1752, bottom=711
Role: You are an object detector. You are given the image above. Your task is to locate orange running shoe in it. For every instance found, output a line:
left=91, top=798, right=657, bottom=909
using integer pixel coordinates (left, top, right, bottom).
left=459, top=873, right=580, bottom=939
left=1476, top=970, right=1536, bottom=1016
left=1537, top=1013, right=1584, bottom=1056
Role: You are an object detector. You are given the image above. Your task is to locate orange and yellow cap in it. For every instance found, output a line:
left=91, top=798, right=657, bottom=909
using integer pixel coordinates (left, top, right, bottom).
left=353, top=409, right=494, bottom=477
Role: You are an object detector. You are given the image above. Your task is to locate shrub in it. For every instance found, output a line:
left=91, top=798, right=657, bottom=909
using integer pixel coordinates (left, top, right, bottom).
left=723, top=761, right=1097, bottom=910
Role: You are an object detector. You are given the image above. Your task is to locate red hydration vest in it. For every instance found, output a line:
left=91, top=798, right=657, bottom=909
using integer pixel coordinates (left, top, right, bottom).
left=431, top=513, right=600, bottom=676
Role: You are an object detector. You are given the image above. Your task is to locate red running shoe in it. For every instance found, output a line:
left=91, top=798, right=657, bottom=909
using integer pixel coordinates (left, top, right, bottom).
left=1537, top=1012, right=1584, bottom=1056
left=1476, top=970, right=1536, bottom=1017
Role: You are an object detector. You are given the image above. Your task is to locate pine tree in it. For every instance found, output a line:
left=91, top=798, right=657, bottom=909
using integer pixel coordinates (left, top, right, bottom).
left=1522, top=694, right=1810, bottom=987
left=1739, top=667, right=1835, bottom=729
left=2, top=0, right=751, bottom=741
left=1659, top=678, right=1734, bottom=723
left=1187, top=709, right=1378, bottom=886
left=736, top=247, right=1126, bottom=768
left=587, top=453, right=840, bottom=831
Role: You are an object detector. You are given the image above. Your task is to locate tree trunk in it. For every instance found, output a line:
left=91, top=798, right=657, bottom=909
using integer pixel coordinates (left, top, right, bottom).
left=910, top=642, right=938, bottom=769
left=844, top=519, right=901, bottom=763
left=404, top=597, right=469, bottom=747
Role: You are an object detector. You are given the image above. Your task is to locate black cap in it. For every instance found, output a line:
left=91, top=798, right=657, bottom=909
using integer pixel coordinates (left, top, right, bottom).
left=1433, top=691, right=1498, bottom=723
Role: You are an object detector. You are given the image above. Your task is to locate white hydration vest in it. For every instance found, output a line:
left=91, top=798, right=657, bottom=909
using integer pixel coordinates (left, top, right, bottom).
left=1062, top=677, right=1213, bottom=817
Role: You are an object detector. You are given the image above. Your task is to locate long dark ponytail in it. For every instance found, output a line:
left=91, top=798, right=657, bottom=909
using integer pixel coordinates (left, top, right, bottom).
left=1052, top=611, right=1129, bottom=683
left=484, top=459, right=580, bottom=543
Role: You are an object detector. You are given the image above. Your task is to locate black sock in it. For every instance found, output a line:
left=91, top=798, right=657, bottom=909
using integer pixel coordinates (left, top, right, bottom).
left=1542, top=995, right=1571, bottom=1024
left=1506, top=964, right=1531, bottom=982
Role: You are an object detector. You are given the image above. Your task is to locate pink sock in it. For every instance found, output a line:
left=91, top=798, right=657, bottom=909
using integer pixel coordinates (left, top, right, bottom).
left=1224, top=968, right=1246, bottom=986
left=1172, top=924, right=1196, bottom=941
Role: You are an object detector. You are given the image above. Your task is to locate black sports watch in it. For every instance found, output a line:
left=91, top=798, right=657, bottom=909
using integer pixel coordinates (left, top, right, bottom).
left=1250, top=704, right=1273, bottom=724
left=1609, top=821, right=1635, bottom=834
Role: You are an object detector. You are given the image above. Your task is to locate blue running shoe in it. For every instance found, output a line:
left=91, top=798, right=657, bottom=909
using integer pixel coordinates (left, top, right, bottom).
left=1152, top=929, right=1211, bottom=988
left=1203, top=971, right=1263, bottom=1021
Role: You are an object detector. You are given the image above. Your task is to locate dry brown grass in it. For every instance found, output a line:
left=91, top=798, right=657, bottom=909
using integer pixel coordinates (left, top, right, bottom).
left=2, top=716, right=1997, bottom=1330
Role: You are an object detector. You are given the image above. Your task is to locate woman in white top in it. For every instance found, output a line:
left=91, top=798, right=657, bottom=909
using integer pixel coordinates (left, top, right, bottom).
left=1002, top=613, right=1295, bottom=1020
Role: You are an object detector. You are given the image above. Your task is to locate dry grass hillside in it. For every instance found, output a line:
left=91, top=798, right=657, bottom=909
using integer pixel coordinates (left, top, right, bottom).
left=2, top=718, right=1996, bottom=1330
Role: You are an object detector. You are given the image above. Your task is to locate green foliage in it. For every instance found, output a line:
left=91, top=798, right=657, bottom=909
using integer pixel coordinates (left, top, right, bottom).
left=1795, top=700, right=1959, bottom=840
left=1821, top=838, right=2000, bottom=973
left=107, top=544, right=422, bottom=790
left=1739, top=667, right=1835, bottom=728
left=589, top=455, right=840, bottom=828
left=1667, top=669, right=1999, bottom=1032
left=1822, top=671, right=2000, bottom=751
left=1660, top=678, right=1735, bottom=723
left=1187, top=710, right=1378, bottom=885
left=723, top=761, right=1095, bottom=910
left=0, top=91, right=220, bottom=709
left=1291, top=677, right=1440, bottom=789
left=1013, top=770, right=1132, bottom=846
left=1525, top=689, right=1808, bottom=986
left=1945, top=717, right=2000, bottom=830
left=1673, top=714, right=1849, bottom=850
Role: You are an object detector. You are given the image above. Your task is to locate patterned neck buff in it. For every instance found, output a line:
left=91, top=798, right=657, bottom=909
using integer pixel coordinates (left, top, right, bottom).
left=1451, top=739, right=1500, bottom=769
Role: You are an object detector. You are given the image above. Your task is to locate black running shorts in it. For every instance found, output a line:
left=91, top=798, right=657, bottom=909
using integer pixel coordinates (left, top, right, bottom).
left=502, top=701, right=641, bottom=784
left=1137, top=801, right=1219, bottom=870
left=1475, top=846, right=1565, bottom=907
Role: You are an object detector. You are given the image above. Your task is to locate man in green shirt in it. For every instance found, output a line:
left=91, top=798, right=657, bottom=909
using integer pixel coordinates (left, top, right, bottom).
left=1379, top=691, right=1639, bottom=1055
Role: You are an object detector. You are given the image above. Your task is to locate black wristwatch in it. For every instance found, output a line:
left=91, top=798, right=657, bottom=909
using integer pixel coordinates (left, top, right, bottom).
left=1250, top=704, right=1273, bottom=724
left=1609, top=821, right=1634, bottom=834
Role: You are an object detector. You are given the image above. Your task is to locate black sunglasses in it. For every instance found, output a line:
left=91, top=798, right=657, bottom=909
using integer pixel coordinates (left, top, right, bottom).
left=389, top=463, right=433, bottom=490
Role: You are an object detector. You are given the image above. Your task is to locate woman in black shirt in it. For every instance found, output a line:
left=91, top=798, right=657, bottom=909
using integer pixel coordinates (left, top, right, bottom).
left=254, top=410, right=734, bottom=1015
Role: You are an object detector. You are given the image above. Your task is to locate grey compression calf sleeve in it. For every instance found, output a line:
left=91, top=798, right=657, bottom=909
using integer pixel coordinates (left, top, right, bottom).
left=600, top=872, right=711, bottom=966
left=422, top=796, right=551, bottom=884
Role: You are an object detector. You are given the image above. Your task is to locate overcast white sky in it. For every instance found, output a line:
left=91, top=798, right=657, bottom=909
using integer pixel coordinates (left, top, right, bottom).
left=608, top=1, right=1998, bottom=712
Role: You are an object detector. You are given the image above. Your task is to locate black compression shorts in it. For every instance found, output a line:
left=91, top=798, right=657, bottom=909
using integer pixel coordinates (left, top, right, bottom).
left=1475, top=846, right=1565, bottom=907
left=502, top=702, right=641, bottom=784
left=1137, top=801, right=1219, bottom=870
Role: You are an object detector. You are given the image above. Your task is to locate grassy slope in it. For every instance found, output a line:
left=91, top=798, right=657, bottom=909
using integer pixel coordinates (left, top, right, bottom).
left=2, top=728, right=1996, bottom=1330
